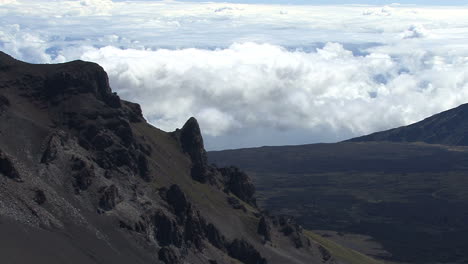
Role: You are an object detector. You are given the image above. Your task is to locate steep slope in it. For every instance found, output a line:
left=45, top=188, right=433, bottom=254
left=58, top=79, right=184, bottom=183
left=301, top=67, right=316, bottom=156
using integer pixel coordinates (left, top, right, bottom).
left=0, top=51, right=337, bottom=264
left=209, top=142, right=468, bottom=264
left=348, top=103, right=468, bottom=145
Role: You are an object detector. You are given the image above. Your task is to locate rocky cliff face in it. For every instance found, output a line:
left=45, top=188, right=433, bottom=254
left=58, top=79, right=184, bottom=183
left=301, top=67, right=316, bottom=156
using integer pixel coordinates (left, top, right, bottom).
left=0, top=52, right=337, bottom=264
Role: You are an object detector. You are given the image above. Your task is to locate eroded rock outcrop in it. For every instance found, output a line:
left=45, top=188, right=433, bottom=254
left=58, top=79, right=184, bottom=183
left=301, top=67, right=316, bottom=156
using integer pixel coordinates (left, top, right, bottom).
left=40, top=132, right=65, bottom=164
left=43, top=60, right=120, bottom=108
left=0, top=150, right=21, bottom=181
left=273, top=215, right=307, bottom=248
left=33, top=189, right=46, bottom=205
left=165, top=184, right=190, bottom=222
left=71, top=157, right=95, bottom=192
left=99, top=185, right=119, bottom=211
left=154, top=212, right=183, bottom=247
left=227, top=196, right=247, bottom=211
left=183, top=209, right=205, bottom=250
left=318, top=245, right=332, bottom=262
left=257, top=216, right=271, bottom=242
left=173, top=117, right=211, bottom=183
left=158, top=247, right=180, bottom=264
left=227, top=239, right=267, bottom=264
left=219, top=166, right=256, bottom=206
left=205, top=223, right=226, bottom=250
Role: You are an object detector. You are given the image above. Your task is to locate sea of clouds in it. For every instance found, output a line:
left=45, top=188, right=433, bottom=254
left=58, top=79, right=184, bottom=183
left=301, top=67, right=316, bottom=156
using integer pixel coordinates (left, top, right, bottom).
left=1, top=0, right=468, bottom=149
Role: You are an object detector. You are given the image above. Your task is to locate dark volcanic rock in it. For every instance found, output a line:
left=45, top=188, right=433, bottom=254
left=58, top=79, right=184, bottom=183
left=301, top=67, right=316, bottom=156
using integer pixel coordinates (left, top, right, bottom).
left=33, top=189, right=46, bottom=205
left=99, top=185, right=119, bottom=211
left=122, top=101, right=144, bottom=123
left=318, top=245, right=331, bottom=262
left=176, top=117, right=210, bottom=183
left=183, top=209, right=205, bottom=250
left=0, top=95, right=9, bottom=105
left=274, top=215, right=305, bottom=248
left=162, top=184, right=228, bottom=251
left=0, top=95, right=9, bottom=112
left=112, top=120, right=134, bottom=147
left=107, top=147, right=134, bottom=168
left=227, top=196, right=247, bottom=212
left=71, top=157, right=95, bottom=192
left=227, top=239, right=267, bottom=264
left=0, top=150, right=20, bottom=181
left=158, top=247, right=180, bottom=264
left=91, top=133, right=113, bottom=151
left=165, top=184, right=189, bottom=222
left=219, top=166, right=256, bottom=206
left=119, top=220, right=134, bottom=231
left=40, top=132, right=65, bottom=164
left=43, top=60, right=121, bottom=108
left=153, top=212, right=183, bottom=248
left=205, top=223, right=226, bottom=250
left=257, top=217, right=271, bottom=242
left=137, top=153, right=150, bottom=181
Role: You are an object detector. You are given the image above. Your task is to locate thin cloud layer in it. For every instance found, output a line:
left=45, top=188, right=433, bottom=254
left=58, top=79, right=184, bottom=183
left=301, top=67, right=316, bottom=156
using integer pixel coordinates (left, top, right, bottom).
left=1, top=0, right=468, bottom=149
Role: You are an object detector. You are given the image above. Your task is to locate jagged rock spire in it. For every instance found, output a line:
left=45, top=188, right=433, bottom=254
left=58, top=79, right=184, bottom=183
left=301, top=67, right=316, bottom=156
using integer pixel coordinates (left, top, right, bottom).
left=178, top=117, right=210, bottom=183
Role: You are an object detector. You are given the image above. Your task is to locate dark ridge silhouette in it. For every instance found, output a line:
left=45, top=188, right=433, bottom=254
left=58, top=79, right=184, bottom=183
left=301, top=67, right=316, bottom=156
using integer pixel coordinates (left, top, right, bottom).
left=348, top=103, right=468, bottom=145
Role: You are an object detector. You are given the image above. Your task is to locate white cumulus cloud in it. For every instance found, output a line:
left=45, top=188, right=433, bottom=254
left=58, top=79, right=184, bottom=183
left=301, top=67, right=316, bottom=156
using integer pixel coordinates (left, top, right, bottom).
left=79, top=0, right=114, bottom=15
left=1, top=1, right=468, bottom=149
left=77, top=42, right=468, bottom=144
left=0, top=0, right=16, bottom=4
left=401, top=24, right=431, bottom=39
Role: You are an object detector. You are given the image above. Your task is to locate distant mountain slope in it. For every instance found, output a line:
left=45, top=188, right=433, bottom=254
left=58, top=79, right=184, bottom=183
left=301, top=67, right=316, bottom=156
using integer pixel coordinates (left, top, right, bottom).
left=210, top=142, right=468, bottom=174
left=348, top=103, right=468, bottom=145
left=0, top=51, right=359, bottom=264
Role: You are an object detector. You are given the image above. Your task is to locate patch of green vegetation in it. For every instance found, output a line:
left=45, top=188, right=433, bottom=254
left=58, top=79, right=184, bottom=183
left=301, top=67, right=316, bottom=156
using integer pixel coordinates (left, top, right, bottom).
left=305, top=230, right=384, bottom=264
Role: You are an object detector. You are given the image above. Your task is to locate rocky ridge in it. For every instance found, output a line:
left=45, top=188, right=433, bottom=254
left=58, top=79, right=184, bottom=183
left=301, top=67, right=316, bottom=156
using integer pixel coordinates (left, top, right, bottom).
left=0, top=52, right=338, bottom=264
left=348, top=103, right=468, bottom=145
